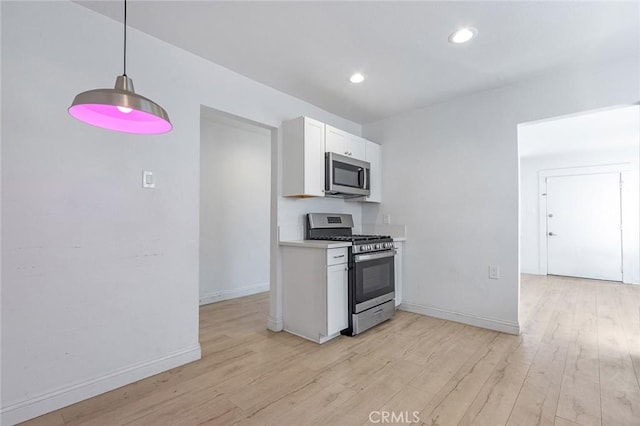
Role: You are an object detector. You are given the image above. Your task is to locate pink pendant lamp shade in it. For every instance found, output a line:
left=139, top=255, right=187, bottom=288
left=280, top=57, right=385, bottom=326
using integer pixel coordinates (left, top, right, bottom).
left=69, top=75, right=172, bottom=134
left=68, top=0, right=172, bottom=135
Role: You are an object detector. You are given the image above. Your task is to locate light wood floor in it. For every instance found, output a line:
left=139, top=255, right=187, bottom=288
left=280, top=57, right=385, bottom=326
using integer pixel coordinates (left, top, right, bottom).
left=23, top=275, right=640, bottom=426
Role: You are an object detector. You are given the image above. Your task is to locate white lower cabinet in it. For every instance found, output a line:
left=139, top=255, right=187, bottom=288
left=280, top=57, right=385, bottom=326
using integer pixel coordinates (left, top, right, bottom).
left=326, top=263, right=348, bottom=336
left=394, top=241, right=404, bottom=307
left=282, top=246, right=348, bottom=343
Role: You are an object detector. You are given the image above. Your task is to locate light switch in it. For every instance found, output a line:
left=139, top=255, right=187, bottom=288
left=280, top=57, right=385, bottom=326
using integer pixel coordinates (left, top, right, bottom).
left=143, top=171, right=155, bottom=189
left=489, top=265, right=500, bottom=279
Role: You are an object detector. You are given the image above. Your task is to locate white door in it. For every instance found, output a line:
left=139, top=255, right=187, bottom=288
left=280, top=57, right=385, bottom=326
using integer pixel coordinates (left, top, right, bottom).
left=546, top=173, right=622, bottom=281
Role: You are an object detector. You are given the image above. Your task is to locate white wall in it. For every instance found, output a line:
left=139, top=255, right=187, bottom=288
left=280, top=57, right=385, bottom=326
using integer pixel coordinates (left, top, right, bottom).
left=1, top=2, right=361, bottom=424
left=199, top=117, right=271, bottom=304
left=519, top=147, right=639, bottom=283
left=362, top=57, right=640, bottom=334
left=0, top=2, right=4, bottom=416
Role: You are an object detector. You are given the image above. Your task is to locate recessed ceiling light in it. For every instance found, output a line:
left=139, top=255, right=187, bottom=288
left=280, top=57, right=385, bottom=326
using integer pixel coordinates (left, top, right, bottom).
left=349, top=73, right=365, bottom=83
left=448, top=27, right=477, bottom=44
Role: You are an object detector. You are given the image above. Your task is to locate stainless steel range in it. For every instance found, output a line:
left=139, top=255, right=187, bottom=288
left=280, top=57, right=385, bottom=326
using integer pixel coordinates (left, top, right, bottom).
left=306, top=213, right=396, bottom=335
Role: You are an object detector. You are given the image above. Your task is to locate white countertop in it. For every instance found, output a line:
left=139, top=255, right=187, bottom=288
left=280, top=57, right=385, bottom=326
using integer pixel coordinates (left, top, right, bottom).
left=279, top=240, right=352, bottom=249
left=393, top=237, right=407, bottom=242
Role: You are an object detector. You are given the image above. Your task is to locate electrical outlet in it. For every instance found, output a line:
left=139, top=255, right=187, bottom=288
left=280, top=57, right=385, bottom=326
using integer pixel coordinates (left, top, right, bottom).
left=489, top=265, right=500, bottom=279
left=383, top=213, right=391, bottom=224
left=143, top=171, right=155, bottom=189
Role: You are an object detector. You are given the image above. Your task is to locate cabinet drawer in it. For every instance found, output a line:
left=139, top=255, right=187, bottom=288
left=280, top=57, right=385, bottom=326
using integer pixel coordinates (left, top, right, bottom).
left=327, top=247, right=348, bottom=265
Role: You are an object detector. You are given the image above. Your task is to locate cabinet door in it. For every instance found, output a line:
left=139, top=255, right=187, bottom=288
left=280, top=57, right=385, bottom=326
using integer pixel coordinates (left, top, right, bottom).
left=303, top=117, right=326, bottom=197
left=394, top=242, right=404, bottom=307
left=327, top=263, right=348, bottom=335
left=325, top=125, right=347, bottom=154
left=348, top=135, right=366, bottom=160
left=364, top=140, right=381, bottom=203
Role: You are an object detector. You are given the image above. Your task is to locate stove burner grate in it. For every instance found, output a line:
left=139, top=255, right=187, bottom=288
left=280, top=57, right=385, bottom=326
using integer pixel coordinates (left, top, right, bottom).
left=310, top=234, right=391, bottom=243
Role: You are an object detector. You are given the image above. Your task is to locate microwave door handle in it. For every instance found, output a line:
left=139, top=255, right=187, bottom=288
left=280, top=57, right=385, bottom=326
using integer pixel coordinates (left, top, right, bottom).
left=364, top=168, right=368, bottom=190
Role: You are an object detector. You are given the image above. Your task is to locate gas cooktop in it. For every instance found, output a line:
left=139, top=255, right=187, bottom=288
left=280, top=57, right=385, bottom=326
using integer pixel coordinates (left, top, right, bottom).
left=305, top=213, right=394, bottom=254
left=310, top=234, right=391, bottom=242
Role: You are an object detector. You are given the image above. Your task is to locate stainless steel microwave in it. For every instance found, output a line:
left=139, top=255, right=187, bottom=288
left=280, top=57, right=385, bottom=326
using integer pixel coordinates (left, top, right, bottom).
left=325, top=152, right=371, bottom=197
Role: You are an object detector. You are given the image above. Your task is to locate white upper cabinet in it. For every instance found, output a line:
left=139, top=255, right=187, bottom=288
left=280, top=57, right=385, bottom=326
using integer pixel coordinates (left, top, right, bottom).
left=347, top=134, right=366, bottom=160
left=325, top=125, right=347, bottom=154
left=325, top=125, right=366, bottom=161
left=282, top=116, right=325, bottom=197
left=364, top=140, right=382, bottom=203
left=282, top=117, right=382, bottom=201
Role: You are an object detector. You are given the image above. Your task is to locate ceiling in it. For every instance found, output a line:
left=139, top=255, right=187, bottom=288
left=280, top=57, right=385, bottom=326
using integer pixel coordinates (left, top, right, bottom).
left=77, top=1, right=639, bottom=124
left=519, top=105, right=640, bottom=158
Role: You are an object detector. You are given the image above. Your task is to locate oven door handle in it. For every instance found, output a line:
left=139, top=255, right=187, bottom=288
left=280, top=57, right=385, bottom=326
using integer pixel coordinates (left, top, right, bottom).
left=354, top=250, right=395, bottom=263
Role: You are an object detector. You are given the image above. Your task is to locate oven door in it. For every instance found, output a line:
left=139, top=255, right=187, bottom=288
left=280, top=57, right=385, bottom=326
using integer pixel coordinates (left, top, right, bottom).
left=353, top=250, right=395, bottom=313
left=326, top=152, right=370, bottom=197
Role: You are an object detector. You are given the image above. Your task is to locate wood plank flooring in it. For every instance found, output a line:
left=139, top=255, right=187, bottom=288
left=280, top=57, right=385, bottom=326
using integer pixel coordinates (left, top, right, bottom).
left=22, top=275, right=640, bottom=425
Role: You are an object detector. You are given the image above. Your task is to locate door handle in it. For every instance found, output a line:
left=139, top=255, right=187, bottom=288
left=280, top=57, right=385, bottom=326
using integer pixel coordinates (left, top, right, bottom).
left=548, top=232, right=556, bottom=236
left=363, top=168, right=368, bottom=191
left=355, top=251, right=396, bottom=262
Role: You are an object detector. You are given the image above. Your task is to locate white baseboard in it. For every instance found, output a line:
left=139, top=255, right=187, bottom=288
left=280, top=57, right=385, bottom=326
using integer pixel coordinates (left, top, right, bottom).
left=199, top=282, right=269, bottom=306
left=399, top=303, right=520, bottom=335
left=267, top=315, right=283, bottom=332
left=1, top=344, right=201, bottom=426
left=520, top=268, right=543, bottom=275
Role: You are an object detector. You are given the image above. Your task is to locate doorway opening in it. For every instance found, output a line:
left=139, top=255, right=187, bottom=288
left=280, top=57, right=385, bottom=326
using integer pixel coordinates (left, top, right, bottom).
left=199, top=107, right=275, bottom=307
left=518, top=105, right=640, bottom=284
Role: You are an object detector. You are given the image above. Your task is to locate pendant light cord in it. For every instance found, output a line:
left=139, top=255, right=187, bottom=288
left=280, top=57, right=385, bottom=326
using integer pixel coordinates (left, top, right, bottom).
left=123, top=0, right=127, bottom=76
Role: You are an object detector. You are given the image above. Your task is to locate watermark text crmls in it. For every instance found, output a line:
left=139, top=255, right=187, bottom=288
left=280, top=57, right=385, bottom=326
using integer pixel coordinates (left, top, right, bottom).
left=368, top=410, right=421, bottom=424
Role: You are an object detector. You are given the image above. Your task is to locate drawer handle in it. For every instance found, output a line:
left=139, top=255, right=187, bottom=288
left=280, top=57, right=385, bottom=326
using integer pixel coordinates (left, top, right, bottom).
left=373, top=309, right=384, bottom=315
left=333, top=254, right=345, bottom=259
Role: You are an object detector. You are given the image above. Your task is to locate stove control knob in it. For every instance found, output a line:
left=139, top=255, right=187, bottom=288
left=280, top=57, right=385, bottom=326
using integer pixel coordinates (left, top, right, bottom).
left=365, top=245, right=371, bottom=251
left=375, top=243, right=381, bottom=250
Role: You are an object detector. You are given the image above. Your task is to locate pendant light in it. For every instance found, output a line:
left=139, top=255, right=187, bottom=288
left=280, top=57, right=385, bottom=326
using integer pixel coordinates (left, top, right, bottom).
left=69, top=0, right=172, bottom=134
